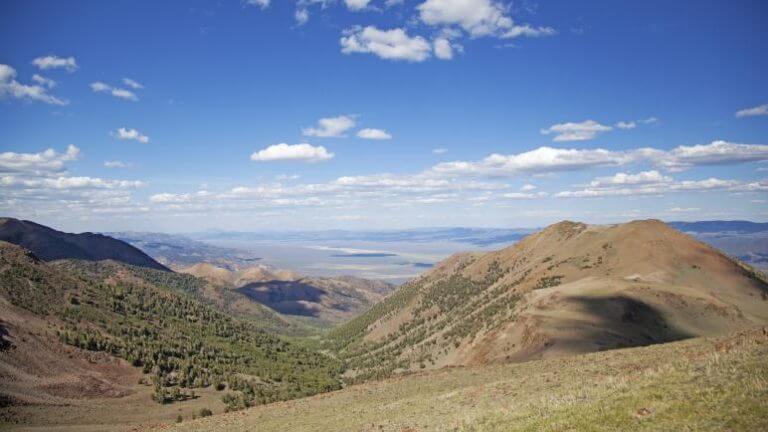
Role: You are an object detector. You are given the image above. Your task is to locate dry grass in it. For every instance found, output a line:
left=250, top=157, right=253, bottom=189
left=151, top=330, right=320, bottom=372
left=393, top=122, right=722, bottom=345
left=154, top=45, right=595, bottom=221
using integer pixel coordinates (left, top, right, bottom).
left=119, top=326, right=768, bottom=432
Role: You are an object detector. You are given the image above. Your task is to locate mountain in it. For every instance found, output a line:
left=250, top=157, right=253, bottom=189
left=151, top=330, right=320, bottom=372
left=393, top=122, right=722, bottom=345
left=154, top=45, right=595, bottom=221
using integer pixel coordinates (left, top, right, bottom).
left=179, top=263, right=395, bottom=326
left=107, top=231, right=263, bottom=270
left=668, top=220, right=768, bottom=234
left=329, top=220, right=768, bottom=381
left=0, top=218, right=168, bottom=271
left=0, top=241, right=341, bottom=416
left=668, top=220, right=768, bottom=271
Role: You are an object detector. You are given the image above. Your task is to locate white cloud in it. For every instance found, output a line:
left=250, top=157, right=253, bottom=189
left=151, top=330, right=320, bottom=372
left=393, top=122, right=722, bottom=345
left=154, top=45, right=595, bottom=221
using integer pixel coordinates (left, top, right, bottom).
left=540, top=120, right=613, bottom=142
left=245, top=0, right=270, bottom=8
left=0, top=176, right=143, bottom=190
left=341, top=26, right=432, bottom=62
left=295, top=8, right=309, bottom=25
left=520, top=183, right=537, bottom=191
left=150, top=193, right=193, bottom=203
left=661, top=140, right=768, bottom=170
left=250, top=143, right=334, bottom=162
left=104, top=161, right=129, bottom=168
left=432, top=146, right=635, bottom=177
left=357, top=128, right=392, bottom=140
left=0, top=64, right=67, bottom=105
left=345, top=0, right=371, bottom=11
left=31, top=55, right=78, bottom=72
left=113, top=128, right=150, bottom=143
left=667, top=207, right=701, bottom=213
left=122, top=78, right=144, bottom=89
left=502, top=24, right=557, bottom=39
left=433, top=38, right=454, bottom=60
left=433, top=148, right=448, bottom=154
left=429, top=140, right=768, bottom=178
left=0, top=145, right=79, bottom=174
left=31, top=74, right=56, bottom=88
left=736, top=103, right=768, bottom=118
left=589, top=170, right=672, bottom=187
left=614, top=121, right=636, bottom=130
left=556, top=176, right=762, bottom=199
left=303, top=115, right=356, bottom=137
left=502, top=191, right=547, bottom=199
left=90, top=81, right=139, bottom=101
left=417, top=0, right=555, bottom=39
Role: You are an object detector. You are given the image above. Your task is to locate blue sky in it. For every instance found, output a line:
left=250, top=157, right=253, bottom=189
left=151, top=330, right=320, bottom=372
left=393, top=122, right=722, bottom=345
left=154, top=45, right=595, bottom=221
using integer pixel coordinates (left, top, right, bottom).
left=1, top=0, right=767, bottom=232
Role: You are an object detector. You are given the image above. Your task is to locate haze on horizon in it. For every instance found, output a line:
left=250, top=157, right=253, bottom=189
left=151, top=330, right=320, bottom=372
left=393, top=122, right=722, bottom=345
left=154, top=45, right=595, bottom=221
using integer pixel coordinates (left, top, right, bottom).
left=1, top=0, right=767, bottom=233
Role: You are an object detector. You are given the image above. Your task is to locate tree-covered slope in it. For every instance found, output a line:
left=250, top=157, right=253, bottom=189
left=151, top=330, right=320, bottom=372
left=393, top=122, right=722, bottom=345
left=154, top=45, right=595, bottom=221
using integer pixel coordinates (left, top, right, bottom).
left=0, top=241, right=342, bottom=411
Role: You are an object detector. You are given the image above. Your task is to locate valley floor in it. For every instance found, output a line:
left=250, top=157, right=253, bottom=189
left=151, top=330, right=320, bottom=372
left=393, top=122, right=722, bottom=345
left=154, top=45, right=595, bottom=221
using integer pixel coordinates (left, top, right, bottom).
left=9, top=326, right=764, bottom=432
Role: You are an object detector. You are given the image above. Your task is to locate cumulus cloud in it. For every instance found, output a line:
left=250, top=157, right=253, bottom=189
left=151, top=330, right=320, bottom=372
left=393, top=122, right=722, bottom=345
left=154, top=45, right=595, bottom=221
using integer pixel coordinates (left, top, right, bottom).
left=104, top=160, right=130, bottom=168
left=433, top=148, right=448, bottom=154
left=303, top=115, right=356, bottom=137
left=341, top=26, right=432, bottom=62
left=660, top=140, right=768, bottom=171
left=540, top=120, right=613, bottom=142
left=113, top=128, right=150, bottom=143
left=429, top=140, right=768, bottom=178
left=0, top=64, right=67, bottom=105
left=417, top=0, right=555, bottom=39
left=736, top=103, right=768, bottom=118
left=31, top=74, right=56, bottom=88
left=295, top=8, right=309, bottom=25
left=589, top=170, right=672, bottom=187
left=0, top=144, right=148, bottom=220
left=502, top=191, right=547, bottom=199
left=433, top=38, right=454, bottom=60
left=1, top=175, right=143, bottom=190
left=614, top=121, right=636, bottom=130
left=250, top=143, right=334, bottom=162
left=520, top=183, right=537, bottom=191
left=357, top=128, right=392, bottom=140
left=344, top=0, right=371, bottom=11
left=245, top=0, right=270, bottom=8
left=557, top=174, right=765, bottom=199
left=90, top=81, right=139, bottom=101
left=31, top=55, right=78, bottom=72
left=0, top=145, right=79, bottom=174
left=122, top=78, right=144, bottom=89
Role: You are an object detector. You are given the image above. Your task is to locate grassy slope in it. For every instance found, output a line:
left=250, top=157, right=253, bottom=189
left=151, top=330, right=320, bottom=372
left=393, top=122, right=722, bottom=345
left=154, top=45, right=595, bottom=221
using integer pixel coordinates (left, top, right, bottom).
left=143, top=326, right=768, bottom=432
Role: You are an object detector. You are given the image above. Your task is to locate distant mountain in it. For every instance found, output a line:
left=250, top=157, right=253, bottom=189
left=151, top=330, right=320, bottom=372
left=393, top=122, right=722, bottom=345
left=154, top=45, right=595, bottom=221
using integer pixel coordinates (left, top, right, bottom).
left=107, top=231, right=262, bottom=270
left=668, top=220, right=768, bottom=234
left=667, top=220, right=768, bottom=271
left=0, top=218, right=168, bottom=271
left=179, top=263, right=395, bottom=326
left=192, top=227, right=534, bottom=247
left=329, top=220, right=768, bottom=381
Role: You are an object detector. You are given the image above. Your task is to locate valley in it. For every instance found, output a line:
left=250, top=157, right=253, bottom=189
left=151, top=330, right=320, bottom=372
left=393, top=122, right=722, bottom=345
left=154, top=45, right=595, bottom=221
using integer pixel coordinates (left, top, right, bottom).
left=1, top=218, right=767, bottom=431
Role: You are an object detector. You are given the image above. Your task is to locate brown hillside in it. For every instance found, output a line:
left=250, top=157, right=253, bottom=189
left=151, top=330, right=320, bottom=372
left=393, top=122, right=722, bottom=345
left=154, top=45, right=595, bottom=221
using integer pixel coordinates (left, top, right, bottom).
left=331, top=220, right=768, bottom=380
left=179, top=263, right=394, bottom=325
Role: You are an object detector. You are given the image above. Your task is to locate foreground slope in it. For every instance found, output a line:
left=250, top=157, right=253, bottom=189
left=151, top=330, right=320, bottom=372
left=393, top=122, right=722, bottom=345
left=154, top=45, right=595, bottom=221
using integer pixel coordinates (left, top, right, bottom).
left=0, top=241, right=341, bottom=417
left=0, top=218, right=168, bottom=271
left=143, top=327, right=768, bottom=432
left=330, top=220, right=768, bottom=380
left=180, top=263, right=394, bottom=325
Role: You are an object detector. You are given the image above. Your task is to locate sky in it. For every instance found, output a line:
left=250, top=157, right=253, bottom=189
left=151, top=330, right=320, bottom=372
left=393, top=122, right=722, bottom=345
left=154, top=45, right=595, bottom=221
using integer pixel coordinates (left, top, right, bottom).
left=1, top=0, right=767, bottom=233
